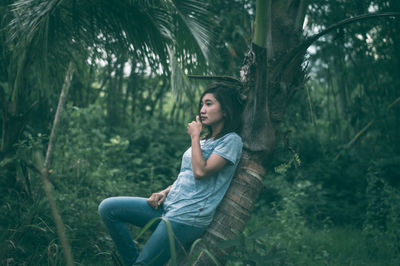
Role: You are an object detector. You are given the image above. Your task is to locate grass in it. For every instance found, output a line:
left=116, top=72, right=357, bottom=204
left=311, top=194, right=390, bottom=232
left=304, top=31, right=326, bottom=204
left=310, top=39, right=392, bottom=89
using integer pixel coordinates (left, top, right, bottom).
left=227, top=222, right=400, bottom=266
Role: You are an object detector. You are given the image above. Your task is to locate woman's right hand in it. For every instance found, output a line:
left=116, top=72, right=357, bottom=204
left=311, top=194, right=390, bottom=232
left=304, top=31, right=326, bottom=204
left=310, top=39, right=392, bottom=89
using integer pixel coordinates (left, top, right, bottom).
left=187, top=116, right=202, bottom=139
left=147, top=192, right=166, bottom=210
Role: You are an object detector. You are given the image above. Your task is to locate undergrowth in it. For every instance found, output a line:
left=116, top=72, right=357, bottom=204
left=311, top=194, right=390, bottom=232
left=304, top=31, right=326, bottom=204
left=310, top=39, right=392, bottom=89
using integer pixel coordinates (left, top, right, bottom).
left=1, top=103, right=399, bottom=265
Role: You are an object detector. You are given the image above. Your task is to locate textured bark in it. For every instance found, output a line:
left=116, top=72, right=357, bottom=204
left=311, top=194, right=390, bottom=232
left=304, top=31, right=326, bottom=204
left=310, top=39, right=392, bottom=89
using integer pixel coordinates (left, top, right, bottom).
left=177, top=150, right=265, bottom=266
left=240, top=44, right=275, bottom=153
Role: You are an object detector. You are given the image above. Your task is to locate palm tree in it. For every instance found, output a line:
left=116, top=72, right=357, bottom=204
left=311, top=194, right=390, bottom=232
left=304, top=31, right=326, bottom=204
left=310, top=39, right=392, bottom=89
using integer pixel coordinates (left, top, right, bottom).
left=186, top=1, right=306, bottom=264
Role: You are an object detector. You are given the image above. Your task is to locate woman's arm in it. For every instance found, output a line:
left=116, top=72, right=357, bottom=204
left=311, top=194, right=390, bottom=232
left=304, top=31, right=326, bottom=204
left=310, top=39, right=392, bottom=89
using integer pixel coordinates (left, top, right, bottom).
left=147, top=185, right=171, bottom=210
left=188, top=116, right=229, bottom=179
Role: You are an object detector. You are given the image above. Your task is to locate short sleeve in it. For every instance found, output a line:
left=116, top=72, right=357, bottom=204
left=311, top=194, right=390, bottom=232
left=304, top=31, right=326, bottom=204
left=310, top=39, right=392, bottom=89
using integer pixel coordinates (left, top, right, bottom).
left=212, top=133, right=243, bottom=165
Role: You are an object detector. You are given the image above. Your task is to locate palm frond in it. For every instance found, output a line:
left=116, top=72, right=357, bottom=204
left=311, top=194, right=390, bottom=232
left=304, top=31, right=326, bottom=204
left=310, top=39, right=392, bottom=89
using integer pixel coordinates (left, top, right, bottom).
left=6, top=0, right=219, bottom=99
left=172, top=0, right=217, bottom=67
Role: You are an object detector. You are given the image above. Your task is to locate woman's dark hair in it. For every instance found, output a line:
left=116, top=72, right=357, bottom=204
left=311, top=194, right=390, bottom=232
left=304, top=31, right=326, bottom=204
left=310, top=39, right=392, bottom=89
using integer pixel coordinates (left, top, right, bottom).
left=198, top=82, right=244, bottom=139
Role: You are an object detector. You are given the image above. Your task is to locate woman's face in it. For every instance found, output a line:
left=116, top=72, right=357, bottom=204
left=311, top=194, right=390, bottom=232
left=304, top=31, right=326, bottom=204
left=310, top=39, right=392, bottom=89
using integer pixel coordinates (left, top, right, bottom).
left=199, top=93, right=224, bottom=128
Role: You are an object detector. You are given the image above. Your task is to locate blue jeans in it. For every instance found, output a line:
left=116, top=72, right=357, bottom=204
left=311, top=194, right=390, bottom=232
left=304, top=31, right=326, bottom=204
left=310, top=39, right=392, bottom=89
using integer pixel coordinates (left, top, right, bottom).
left=98, top=197, right=206, bottom=266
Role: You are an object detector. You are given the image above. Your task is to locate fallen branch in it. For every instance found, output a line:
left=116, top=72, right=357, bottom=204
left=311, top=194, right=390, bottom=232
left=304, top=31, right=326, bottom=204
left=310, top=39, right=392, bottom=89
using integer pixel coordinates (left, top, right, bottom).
left=37, top=62, right=75, bottom=266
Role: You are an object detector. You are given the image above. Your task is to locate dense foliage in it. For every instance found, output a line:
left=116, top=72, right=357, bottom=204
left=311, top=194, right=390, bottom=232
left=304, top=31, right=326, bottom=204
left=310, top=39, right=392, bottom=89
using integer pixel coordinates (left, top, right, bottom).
left=1, top=102, right=187, bottom=264
left=1, top=0, right=400, bottom=265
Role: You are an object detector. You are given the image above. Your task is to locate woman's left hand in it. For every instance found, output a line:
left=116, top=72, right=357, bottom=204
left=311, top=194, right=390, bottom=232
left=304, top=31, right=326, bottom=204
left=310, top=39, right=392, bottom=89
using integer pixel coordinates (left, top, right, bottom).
left=147, top=192, right=166, bottom=210
left=187, top=116, right=202, bottom=138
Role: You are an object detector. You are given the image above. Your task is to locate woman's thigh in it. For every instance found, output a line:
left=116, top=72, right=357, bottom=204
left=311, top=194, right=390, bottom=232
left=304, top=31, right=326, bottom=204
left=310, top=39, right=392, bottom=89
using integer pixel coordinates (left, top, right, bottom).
left=98, top=196, right=163, bottom=228
left=135, top=220, right=206, bottom=265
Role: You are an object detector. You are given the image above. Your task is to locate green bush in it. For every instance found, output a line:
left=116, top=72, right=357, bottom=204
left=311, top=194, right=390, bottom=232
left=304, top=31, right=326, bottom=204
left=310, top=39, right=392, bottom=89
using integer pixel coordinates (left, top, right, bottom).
left=1, top=103, right=189, bottom=265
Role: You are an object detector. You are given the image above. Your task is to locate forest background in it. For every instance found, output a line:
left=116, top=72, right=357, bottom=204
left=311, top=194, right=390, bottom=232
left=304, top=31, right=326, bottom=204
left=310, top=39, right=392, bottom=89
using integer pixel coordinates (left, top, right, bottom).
left=1, top=0, right=400, bottom=265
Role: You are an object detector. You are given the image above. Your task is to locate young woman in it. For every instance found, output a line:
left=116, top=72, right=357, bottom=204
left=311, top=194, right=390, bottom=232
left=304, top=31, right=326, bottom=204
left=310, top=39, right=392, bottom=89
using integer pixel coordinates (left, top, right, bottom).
left=98, top=82, right=243, bottom=265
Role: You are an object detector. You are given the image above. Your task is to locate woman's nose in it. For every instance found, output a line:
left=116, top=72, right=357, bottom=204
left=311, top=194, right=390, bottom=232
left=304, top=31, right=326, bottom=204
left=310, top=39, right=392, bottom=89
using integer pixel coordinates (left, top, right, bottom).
left=200, top=106, right=206, bottom=113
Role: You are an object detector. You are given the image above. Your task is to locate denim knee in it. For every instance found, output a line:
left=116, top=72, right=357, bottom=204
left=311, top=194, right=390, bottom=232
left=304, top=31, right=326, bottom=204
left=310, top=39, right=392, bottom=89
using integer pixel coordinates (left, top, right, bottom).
left=98, top=197, right=113, bottom=219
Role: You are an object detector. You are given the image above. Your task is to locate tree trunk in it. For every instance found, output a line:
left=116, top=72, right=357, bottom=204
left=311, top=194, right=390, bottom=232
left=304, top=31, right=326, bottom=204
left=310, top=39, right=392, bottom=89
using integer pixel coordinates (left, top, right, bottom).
left=106, top=57, right=124, bottom=130
left=0, top=47, right=31, bottom=190
left=185, top=150, right=265, bottom=265
left=186, top=1, right=307, bottom=265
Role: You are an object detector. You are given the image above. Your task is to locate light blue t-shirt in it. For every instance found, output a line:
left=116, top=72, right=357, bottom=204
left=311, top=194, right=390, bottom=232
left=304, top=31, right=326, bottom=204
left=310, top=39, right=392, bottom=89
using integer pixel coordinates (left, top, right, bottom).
left=163, top=132, right=243, bottom=228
